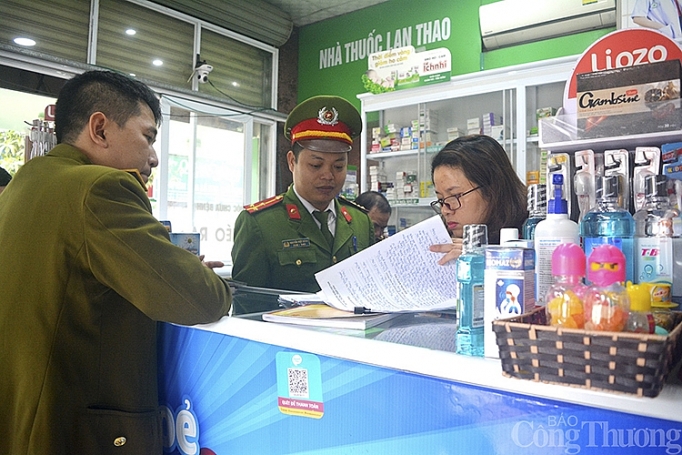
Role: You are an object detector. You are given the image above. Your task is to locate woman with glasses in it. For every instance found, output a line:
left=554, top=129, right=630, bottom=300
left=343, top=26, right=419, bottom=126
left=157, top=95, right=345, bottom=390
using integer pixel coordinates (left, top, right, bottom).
left=429, top=135, right=528, bottom=265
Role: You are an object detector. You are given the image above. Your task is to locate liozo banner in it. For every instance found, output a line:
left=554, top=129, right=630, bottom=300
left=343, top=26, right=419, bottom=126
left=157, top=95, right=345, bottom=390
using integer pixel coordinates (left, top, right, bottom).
left=363, top=45, right=451, bottom=94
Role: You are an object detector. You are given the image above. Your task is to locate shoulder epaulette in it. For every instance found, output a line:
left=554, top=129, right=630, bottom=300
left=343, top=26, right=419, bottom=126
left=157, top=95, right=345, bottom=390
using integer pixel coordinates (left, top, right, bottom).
left=243, top=194, right=284, bottom=213
left=338, top=195, right=368, bottom=213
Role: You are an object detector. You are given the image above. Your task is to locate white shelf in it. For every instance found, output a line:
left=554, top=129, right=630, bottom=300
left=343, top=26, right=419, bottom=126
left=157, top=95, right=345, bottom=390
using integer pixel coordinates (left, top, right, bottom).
left=367, top=149, right=419, bottom=159
left=540, top=129, right=682, bottom=153
left=386, top=197, right=434, bottom=208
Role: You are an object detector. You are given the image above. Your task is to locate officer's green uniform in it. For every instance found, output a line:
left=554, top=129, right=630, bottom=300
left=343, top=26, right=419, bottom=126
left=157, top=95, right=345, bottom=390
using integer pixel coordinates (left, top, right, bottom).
left=231, top=185, right=374, bottom=293
left=230, top=94, right=374, bottom=295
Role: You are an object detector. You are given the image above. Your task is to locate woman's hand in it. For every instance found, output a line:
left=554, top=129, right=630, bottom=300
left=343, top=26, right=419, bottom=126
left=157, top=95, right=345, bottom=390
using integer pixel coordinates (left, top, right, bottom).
left=429, top=237, right=463, bottom=265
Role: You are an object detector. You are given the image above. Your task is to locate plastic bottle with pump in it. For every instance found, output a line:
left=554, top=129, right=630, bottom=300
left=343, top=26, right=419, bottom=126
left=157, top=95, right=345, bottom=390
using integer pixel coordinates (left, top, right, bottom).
left=580, top=175, right=635, bottom=284
left=534, top=174, right=580, bottom=305
left=455, top=224, right=487, bottom=357
left=522, top=183, right=547, bottom=240
left=625, top=282, right=655, bottom=334
left=634, top=175, right=677, bottom=289
left=545, top=243, right=587, bottom=328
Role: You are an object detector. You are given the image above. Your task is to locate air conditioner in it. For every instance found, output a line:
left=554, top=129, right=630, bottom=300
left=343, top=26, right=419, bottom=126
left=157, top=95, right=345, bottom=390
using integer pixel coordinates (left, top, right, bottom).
left=479, top=0, right=616, bottom=51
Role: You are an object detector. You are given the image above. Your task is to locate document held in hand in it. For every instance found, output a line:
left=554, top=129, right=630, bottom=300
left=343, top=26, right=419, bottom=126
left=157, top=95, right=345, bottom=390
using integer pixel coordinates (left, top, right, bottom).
left=314, top=215, right=458, bottom=313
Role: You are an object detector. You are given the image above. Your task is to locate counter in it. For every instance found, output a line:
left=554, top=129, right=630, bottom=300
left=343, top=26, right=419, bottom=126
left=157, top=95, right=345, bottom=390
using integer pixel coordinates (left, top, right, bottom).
left=158, top=313, right=682, bottom=455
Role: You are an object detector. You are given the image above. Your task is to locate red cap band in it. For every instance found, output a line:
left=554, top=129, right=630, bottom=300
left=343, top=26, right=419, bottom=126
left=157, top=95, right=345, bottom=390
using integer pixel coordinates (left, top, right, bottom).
left=290, top=118, right=353, bottom=145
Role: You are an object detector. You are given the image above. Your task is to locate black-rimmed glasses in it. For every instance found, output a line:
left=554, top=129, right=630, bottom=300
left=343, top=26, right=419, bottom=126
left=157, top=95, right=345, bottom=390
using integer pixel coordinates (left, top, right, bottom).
left=430, top=186, right=482, bottom=214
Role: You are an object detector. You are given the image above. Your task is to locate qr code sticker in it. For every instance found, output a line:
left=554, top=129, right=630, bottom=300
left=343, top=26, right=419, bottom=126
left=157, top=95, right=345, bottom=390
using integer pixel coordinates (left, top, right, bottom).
left=287, top=367, right=309, bottom=398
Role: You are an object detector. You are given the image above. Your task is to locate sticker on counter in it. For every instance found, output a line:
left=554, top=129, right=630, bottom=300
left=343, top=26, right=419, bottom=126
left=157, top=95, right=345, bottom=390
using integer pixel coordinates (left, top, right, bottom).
left=276, top=352, right=324, bottom=419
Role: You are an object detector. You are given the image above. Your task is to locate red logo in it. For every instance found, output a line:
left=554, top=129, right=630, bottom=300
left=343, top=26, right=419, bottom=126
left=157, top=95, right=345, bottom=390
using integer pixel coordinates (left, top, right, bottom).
left=566, top=29, right=682, bottom=102
left=640, top=248, right=659, bottom=257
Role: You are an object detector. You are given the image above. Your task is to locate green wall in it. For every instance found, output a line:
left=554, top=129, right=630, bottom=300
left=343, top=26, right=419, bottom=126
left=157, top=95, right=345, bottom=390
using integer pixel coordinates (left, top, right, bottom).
left=297, top=0, right=615, bottom=109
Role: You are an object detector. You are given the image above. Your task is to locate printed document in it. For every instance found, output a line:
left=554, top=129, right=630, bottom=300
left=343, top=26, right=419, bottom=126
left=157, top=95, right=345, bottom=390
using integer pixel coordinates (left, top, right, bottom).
left=314, top=215, right=457, bottom=313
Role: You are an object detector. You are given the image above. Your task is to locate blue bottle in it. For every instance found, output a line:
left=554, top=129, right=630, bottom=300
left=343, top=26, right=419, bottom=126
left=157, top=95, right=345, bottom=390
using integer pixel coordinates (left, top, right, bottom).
left=580, top=175, right=635, bottom=283
left=456, top=224, right=487, bottom=356
left=522, top=183, right=547, bottom=240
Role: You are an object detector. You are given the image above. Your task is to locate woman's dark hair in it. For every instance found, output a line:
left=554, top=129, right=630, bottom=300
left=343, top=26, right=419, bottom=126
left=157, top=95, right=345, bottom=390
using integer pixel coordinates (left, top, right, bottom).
left=55, top=70, right=161, bottom=145
left=431, top=134, right=528, bottom=244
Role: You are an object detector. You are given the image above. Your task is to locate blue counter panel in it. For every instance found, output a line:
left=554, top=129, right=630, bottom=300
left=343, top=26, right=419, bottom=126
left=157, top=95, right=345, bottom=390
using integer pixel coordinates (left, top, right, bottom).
left=158, top=323, right=682, bottom=455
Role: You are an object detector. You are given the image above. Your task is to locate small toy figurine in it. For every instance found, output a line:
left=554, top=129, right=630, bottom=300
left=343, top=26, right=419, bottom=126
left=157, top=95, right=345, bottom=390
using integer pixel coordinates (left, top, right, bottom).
left=583, top=244, right=630, bottom=331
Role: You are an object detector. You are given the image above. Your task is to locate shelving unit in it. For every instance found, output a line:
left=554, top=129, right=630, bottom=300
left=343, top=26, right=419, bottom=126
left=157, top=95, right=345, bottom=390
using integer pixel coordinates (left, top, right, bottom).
left=358, top=56, right=577, bottom=232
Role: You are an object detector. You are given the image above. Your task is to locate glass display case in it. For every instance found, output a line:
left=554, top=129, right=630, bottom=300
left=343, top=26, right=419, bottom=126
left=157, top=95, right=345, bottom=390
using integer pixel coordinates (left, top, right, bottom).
left=358, top=56, right=576, bottom=233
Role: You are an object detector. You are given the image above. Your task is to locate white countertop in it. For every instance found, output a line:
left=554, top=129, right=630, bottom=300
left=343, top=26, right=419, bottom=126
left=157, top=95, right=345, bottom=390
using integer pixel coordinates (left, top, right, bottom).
left=192, top=315, right=682, bottom=423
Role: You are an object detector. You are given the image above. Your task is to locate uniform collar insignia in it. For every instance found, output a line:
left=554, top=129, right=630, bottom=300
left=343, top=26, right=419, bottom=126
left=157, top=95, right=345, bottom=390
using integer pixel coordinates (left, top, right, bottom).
left=286, top=203, right=301, bottom=220
left=317, top=106, right=339, bottom=126
left=340, top=206, right=352, bottom=222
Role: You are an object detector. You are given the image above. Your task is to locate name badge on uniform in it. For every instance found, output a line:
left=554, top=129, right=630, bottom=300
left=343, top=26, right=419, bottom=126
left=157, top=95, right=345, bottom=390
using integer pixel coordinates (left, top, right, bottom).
left=282, top=238, right=310, bottom=249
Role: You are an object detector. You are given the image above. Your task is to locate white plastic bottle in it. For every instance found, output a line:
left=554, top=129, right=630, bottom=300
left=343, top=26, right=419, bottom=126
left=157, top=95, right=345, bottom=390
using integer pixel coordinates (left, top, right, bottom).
left=534, top=174, right=580, bottom=305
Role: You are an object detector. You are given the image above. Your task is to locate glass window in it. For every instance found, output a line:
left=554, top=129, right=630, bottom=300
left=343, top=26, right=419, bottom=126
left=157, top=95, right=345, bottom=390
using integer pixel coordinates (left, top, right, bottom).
left=97, top=0, right=195, bottom=86
left=198, top=28, right=273, bottom=109
left=0, top=0, right=90, bottom=63
left=158, top=98, right=255, bottom=263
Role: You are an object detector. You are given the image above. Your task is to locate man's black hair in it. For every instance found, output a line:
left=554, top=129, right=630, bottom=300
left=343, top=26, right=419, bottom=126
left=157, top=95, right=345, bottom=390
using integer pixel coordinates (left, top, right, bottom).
left=55, top=70, right=161, bottom=144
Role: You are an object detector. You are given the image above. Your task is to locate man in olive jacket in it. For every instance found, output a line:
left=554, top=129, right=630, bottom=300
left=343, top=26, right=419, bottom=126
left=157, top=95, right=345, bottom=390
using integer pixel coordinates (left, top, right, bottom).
left=0, top=71, right=232, bottom=454
left=231, top=96, right=374, bottom=294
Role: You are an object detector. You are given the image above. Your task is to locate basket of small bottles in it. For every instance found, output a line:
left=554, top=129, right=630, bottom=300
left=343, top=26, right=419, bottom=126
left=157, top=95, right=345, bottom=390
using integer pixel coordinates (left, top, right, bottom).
left=493, top=243, right=682, bottom=398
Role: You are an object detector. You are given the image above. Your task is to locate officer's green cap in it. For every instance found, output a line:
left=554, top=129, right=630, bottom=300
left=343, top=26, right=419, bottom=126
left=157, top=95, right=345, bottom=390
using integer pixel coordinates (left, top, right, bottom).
left=284, top=95, right=362, bottom=153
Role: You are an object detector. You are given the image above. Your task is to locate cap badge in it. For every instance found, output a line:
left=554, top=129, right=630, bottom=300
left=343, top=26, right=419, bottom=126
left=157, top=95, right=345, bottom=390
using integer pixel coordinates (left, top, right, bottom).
left=317, top=106, right=339, bottom=126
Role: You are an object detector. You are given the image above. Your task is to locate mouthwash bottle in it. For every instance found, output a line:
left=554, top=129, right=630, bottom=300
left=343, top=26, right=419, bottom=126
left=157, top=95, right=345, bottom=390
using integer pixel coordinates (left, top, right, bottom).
left=534, top=174, right=580, bottom=305
left=634, top=175, right=677, bottom=287
left=522, top=183, right=547, bottom=240
left=545, top=243, right=587, bottom=328
left=456, top=224, right=487, bottom=357
left=580, top=175, right=635, bottom=284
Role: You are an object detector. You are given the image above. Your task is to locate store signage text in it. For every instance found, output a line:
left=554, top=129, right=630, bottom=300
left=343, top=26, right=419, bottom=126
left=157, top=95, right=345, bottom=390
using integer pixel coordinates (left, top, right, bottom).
left=589, top=45, right=668, bottom=72
left=319, top=17, right=451, bottom=69
left=567, top=29, right=682, bottom=100
left=161, top=397, right=201, bottom=455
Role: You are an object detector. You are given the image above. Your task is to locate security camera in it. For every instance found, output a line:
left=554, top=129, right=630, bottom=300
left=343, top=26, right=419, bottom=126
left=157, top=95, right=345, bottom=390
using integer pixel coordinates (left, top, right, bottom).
left=195, top=63, right=213, bottom=84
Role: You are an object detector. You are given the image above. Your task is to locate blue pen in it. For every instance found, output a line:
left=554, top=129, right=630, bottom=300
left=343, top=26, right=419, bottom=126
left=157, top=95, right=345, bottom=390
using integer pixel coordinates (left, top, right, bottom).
left=352, top=235, right=357, bottom=252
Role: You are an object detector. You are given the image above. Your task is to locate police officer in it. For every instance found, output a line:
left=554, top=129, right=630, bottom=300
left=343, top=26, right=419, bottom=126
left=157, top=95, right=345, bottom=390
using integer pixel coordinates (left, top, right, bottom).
left=231, top=95, right=374, bottom=293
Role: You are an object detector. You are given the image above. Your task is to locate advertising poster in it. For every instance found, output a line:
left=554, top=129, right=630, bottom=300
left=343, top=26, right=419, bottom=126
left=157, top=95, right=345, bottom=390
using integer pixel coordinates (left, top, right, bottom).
left=363, top=45, right=451, bottom=94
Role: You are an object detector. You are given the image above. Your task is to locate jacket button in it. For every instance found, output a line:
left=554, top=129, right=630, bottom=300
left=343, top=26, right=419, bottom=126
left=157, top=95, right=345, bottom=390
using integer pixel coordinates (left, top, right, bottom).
left=295, top=259, right=302, bottom=266
left=113, top=436, right=127, bottom=447
left=332, top=256, right=337, bottom=263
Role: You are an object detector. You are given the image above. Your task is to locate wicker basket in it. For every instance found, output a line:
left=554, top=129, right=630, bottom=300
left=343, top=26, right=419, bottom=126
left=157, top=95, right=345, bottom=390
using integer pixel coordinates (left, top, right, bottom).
left=492, top=308, right=682, bottom=397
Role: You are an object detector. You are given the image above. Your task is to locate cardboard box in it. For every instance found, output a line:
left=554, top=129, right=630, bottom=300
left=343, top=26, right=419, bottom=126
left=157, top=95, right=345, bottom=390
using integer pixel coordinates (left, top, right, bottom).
left=490, top=124, right=505, bottom=141
left=484, top=246, right=536, bottom=358
left=170, top=233, right=200, bottom=256
left=577, top=60, right=682, bottom=138
left=536, top=107, right=556, bottom=119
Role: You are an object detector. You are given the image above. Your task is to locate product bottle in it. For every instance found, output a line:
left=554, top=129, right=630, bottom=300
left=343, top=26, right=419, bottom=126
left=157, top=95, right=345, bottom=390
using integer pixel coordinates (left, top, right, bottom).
left=580, top=175, right=636, bottom=284
left=456, top=224, right=487, bottom=357
left=634, top=175, right=678, bottom=288
left=625, top=282, right=655, bottom=334
left=534, top=174, right=580, bottom=305
left=500, top=227, right=534, bottom=249
left=545, top=243, right=587, bottom=328
left=583, top=245, right=630, bottom=332
left=522, top=183, right=547, bottom=240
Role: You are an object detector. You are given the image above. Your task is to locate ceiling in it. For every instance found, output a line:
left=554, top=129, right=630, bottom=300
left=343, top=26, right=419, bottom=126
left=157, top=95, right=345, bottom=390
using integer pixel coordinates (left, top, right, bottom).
left=262, top=0, right=388, bottom=27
